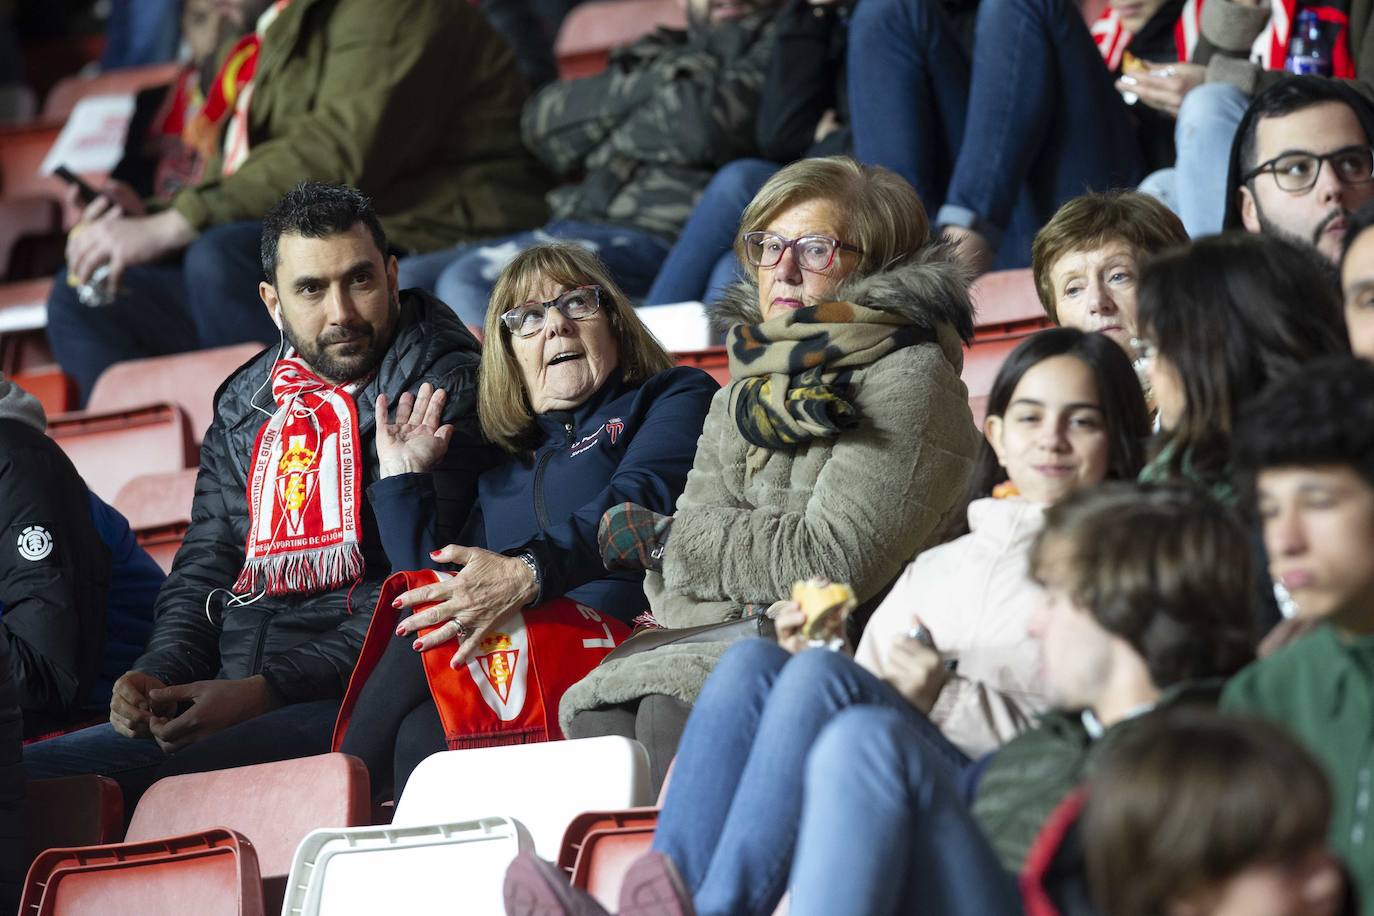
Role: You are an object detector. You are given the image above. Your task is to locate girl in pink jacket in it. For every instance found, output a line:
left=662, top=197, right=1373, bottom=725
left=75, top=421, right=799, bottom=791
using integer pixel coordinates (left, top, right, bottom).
left=851, top=327, right=1151, bottom=757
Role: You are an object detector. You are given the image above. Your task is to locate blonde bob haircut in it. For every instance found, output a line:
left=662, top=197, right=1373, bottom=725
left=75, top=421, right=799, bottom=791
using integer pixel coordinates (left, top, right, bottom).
left=479, top=243, right=677, bottom=453
left=734, top=156, right=931, bottom=279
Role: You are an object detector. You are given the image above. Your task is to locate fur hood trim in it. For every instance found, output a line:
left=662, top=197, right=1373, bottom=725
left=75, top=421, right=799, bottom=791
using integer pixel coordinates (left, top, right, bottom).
left=708, top=241, right=976, bottom=344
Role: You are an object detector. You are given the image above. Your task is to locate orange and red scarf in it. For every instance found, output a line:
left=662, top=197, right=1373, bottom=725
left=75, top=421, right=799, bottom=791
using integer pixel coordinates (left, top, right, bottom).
left=235, top=354, right=364, bottom=597
left=183, top=0, right=291, bottom=176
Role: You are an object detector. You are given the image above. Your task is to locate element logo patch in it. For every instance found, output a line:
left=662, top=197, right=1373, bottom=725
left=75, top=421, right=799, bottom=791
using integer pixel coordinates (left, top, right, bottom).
left=17, top=525, right=52, bottom=561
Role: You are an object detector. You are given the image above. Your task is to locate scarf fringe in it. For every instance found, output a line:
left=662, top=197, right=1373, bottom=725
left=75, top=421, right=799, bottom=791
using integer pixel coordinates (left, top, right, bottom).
left=233, top=543, right=364, bottom=597
left=446, top=727, right=545, bottom=750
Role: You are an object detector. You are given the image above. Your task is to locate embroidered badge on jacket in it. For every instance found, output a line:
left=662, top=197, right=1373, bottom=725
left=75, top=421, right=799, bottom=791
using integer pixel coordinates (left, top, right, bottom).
left=17, top=525, right=53, bottom=561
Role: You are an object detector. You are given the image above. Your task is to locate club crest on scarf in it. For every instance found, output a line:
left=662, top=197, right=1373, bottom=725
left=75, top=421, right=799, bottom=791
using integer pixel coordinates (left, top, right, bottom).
left=234, top=354, right=364, bottom=596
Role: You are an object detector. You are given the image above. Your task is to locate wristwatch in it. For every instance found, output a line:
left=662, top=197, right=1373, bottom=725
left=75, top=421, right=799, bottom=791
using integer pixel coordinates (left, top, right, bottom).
left=514, top=551, right=542, bottom=606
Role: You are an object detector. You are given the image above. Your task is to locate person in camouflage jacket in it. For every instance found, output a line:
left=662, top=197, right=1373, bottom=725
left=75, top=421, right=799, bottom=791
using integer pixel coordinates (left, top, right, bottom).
left=396, top=0, right=780, bottom=327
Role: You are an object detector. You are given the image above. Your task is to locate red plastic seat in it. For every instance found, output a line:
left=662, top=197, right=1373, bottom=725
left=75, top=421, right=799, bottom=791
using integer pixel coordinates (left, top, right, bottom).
left=21, top=776, right=124, bottom=866
left=112, top=468, right=198, bottom=533
left=558, top=808, right=660, bottom=909
left=124, top=753, right=371, bottom=914
left=970, top=268, right=1053, bottom=340
left=674, top=346, right=729, bottom=386
left=19, top=827, right=265, bottom=916
left=0, top=277, right=53, bottom=376
left=10, top=368, right=77, bottom=415
left=963, top=333, right=1035, bottom=402
left=87, top=343, right=267, bottom=444
left=46, top=403, right=196, bottom=504
left=40, top=63, right=185, bottom=123
left=555, top=0, right=687, bottom=77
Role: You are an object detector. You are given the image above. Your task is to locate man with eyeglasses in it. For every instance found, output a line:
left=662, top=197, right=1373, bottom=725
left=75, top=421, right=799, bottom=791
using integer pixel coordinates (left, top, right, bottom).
left=1225, top=75, right=1374, bottom=266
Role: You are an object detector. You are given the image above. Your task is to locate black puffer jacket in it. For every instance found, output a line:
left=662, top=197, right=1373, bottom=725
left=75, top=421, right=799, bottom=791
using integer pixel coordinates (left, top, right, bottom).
left=0, top=634, right=24, bottom=916
left=133, top=291, right=494, bottom=704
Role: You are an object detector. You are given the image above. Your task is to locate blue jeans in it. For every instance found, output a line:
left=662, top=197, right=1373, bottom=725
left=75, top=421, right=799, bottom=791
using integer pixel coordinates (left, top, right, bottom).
left=23, top=698, right=340, bottom=813
left=848, top=0, right=1143, bottom=266
left=396, top=220, right=673, bottom=327
left=645, top=159, right=779, bottom=306
left=1147, top=82, right=1250, bottom=237
left=788, top=706, right=1022, bottom=916
left=652, top=641, right=969, bottom=916
left=46, top=220, right=273, bottom=404
left=100, top=0, right=181, bottom=70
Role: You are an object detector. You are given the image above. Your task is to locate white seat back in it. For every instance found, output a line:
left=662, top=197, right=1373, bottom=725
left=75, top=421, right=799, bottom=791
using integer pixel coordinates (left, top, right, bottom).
left=393, top=736, right=652, bottom=859
left=280, top=817, right=532, bottom=916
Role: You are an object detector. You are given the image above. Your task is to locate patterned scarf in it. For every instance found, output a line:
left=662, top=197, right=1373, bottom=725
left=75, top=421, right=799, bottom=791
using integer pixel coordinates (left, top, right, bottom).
left=726, top=300, right=932, bottom=472
left=235, top=354, right=364, bottom=597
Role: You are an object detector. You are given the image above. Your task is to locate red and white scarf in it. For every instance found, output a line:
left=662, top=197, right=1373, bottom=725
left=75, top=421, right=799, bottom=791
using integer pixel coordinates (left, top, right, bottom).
left=234, top=354, right=364, bottom=597
left=183, top=0, right=291, bottom=176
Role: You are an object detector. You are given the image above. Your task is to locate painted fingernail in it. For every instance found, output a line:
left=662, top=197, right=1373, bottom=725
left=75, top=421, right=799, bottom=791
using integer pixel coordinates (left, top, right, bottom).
left=413, top=640, right=423, bottom=651
left=392, top=598, right=402, bottom=608
left=430, top=550, right=443, bottom=558
left=395, top=626, right=405, bottom=636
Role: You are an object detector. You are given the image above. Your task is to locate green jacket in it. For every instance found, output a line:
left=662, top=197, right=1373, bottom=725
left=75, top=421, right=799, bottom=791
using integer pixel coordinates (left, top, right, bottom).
left=522, top=13, right=777, bottom=240
left=1223, top=624, right=1374, bottom=916
left=972, top=682, right=1221, bottom=872
left=171, top=0, right=550, bottom=253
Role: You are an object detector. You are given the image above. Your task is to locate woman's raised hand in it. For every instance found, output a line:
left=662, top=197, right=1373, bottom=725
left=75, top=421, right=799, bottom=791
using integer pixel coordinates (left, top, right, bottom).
left=392, top=545, right=540, bottom=668
left=376, top=383, right=454, bottom=478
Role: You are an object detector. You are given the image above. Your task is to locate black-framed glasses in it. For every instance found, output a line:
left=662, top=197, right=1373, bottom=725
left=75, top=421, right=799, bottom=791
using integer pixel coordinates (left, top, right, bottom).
left=741, top=231, right=862, bottom=272
left=500, top=285, right=603, bottom=338
left=1243, top=145, right=1374, bottom=193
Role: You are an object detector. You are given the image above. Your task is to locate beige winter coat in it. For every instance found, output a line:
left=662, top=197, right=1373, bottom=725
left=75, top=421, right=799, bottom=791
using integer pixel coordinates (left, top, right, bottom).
left=559, top=250, right=981, bottom=731
left=854, top=497, right=1050, bottom=759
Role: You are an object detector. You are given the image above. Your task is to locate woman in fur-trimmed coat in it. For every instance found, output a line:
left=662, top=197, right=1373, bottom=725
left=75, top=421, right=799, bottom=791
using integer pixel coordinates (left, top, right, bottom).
left=558, top=156, right=980, bottom=791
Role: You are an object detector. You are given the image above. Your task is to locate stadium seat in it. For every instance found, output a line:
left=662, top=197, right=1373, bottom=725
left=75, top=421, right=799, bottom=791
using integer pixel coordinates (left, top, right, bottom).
left=124, top=753, right=371, bottom=915
left=0, top=122, right=64, bottom=205
left=10, top=367, right=77, bottom=415
left=18, top=827, right=265, bottom=916
left=964, top=333, right=1034, bottom=403
left=46, top=402, right=196, bottom=504
left=21, top=775, right=124, bottom=865
left=558, top=808, right=659, bottom=909
left=0, top=277, right=52, bottom=375
left=394, top=736, right=653, bottom=859
left=279, top=816, right=532, bottom=915
left=970, top=268, right=1052, bottom=339
left=555, top=0, right=687, bottom=78
left=40, top=62, right=184, bottom=123
left=674, top=347, right=729, bottom=386
left=87, top=342, right=267, bottom=444
left=0, top=195, right=61, bottom=281
left=112, top=468, right=198, bottom=533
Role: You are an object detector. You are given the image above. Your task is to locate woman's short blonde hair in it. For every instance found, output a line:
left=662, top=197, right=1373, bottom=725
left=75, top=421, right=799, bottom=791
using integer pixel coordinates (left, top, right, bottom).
left=1031, top=190, right=1188, bottom=323
left=734, top=156, right=931, bottom=278
left=479, top=243, right=677, bottom=453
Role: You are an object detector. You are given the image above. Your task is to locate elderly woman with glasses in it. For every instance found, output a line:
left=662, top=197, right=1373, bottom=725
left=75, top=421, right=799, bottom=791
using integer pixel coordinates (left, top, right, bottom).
left=555, top=155, right=982, bottom=793
left=332, top=243, right=717, bottom=800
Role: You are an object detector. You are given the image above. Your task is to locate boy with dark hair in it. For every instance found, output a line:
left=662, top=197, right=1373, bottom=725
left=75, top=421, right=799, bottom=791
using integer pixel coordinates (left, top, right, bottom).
left=1339, top=200, right=1374, bottom=359
left=1226, top=355, right=1374, bottom=913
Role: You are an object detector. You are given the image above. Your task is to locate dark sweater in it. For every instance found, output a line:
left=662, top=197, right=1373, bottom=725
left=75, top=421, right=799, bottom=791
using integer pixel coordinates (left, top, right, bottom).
left=369, top=366, right=718, bottom=623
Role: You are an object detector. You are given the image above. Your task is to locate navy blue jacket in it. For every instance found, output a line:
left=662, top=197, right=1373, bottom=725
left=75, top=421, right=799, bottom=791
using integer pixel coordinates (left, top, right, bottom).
left=369, top=366, right=718, bottom=623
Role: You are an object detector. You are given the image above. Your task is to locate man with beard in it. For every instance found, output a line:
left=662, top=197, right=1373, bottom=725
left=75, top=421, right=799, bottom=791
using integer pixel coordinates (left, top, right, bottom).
left=24, top=182, right=493, bottom=810
left=1225, top=76, right=1374, bottom=267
